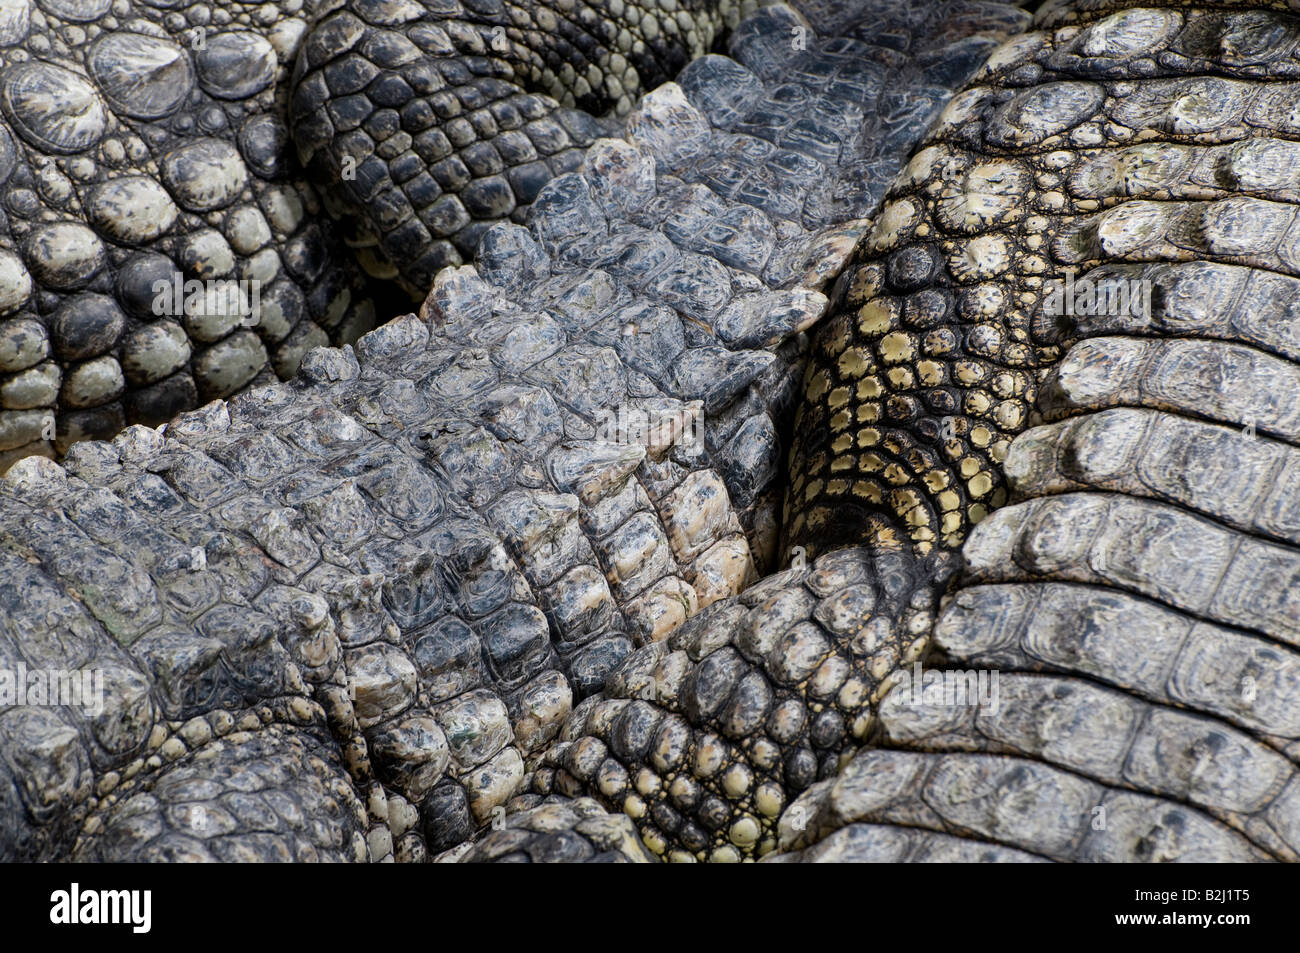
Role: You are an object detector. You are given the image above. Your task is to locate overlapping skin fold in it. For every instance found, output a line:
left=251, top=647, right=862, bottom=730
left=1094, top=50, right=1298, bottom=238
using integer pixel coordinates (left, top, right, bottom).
left=0, top=0, right=734, bottom=469
left=13, top=0, right=1299, bottom=865
left=0, top=0, right=379, bottom=468
left=289, top=0, right=750, bottom=297
left=0, top=0, right=1028, bottom=861
left=777, top=0, right=1300, bottom=862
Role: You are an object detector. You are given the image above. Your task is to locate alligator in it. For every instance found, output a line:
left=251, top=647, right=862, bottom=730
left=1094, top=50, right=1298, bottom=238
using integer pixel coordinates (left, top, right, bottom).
left=2, top=0, right=1298, bottom=862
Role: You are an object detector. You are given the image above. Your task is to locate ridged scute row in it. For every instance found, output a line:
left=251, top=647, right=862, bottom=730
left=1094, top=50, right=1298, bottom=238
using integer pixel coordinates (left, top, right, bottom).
left=0, top=0, right=1028, bottom=861
left=785, top=0, right=1300, bottom=562
left=778, top=0, right=1300, bottom=863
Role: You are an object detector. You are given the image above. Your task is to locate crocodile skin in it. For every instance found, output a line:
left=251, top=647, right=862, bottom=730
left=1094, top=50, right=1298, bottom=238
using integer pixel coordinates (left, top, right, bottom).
left=289, top=0, right=749, bottom=297
left=0, top=0, right=731, bottom=467
left=0, top=0, right=378, bottom=467
left=16, top=0, right=1295, bottom=866
left=775, top=0, right=1300, bottom=862
left=0, top=0, right=1028, bottom=861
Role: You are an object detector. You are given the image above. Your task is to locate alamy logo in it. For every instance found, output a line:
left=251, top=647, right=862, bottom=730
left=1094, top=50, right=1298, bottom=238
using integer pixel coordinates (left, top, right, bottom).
left=0, top=664, right=103, bottom=716
left=1042, top=268, right=1151, bottom=319
left=896, top=662, right=999, bottom=713
left=50, top=883, right=151, bottom=933
left=151, top=274, right=262, bottom=327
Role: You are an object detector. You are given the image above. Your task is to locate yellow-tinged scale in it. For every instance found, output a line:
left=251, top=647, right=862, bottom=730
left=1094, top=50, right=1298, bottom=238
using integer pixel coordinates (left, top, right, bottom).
left=887, top=367, right=914, bottom=388
left=837, top=347, right=870, bottom=379
left=805, top=369, right=830, bottom=402
left=730, top=817, right=760, bottom=847
left=822, top=319, right=851, bottom=356
left=852, top=480, right=882, bottom=502
left=879, top=331, right=915, bottom=363
left=968, top=472, right=993, bottom=497
left=848, top=264, right=884, bottom=301
left=635, top=768, right=659, bottom=796
left=838, top=679, right=867, bottom=710
left=925, top=329, right=957, bottom=355
left=599, top=772, right=624, bottom=798
left=995, top=401, right=1024, bottom=429
left=883, top=463, right=909, bottom=485
left=857, top=298, right=895, bottom=334
left=721, top=764, right=751, bottom=798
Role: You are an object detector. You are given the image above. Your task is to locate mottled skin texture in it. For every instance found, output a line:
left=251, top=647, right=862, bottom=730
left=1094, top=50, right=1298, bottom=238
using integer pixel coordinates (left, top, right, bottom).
left=5, top=0, right=1299, bottom=865
left=775, top=0, right=1300, bottom=861
left=0, top=0, right=733, bottom=470
left=0, top=0, right=1024, bottom=863
left=0, top=0, right=1027, bottom=861
left=289, top=0, right=749, bottom=297
left=0, top=0, right=380, bottom=468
